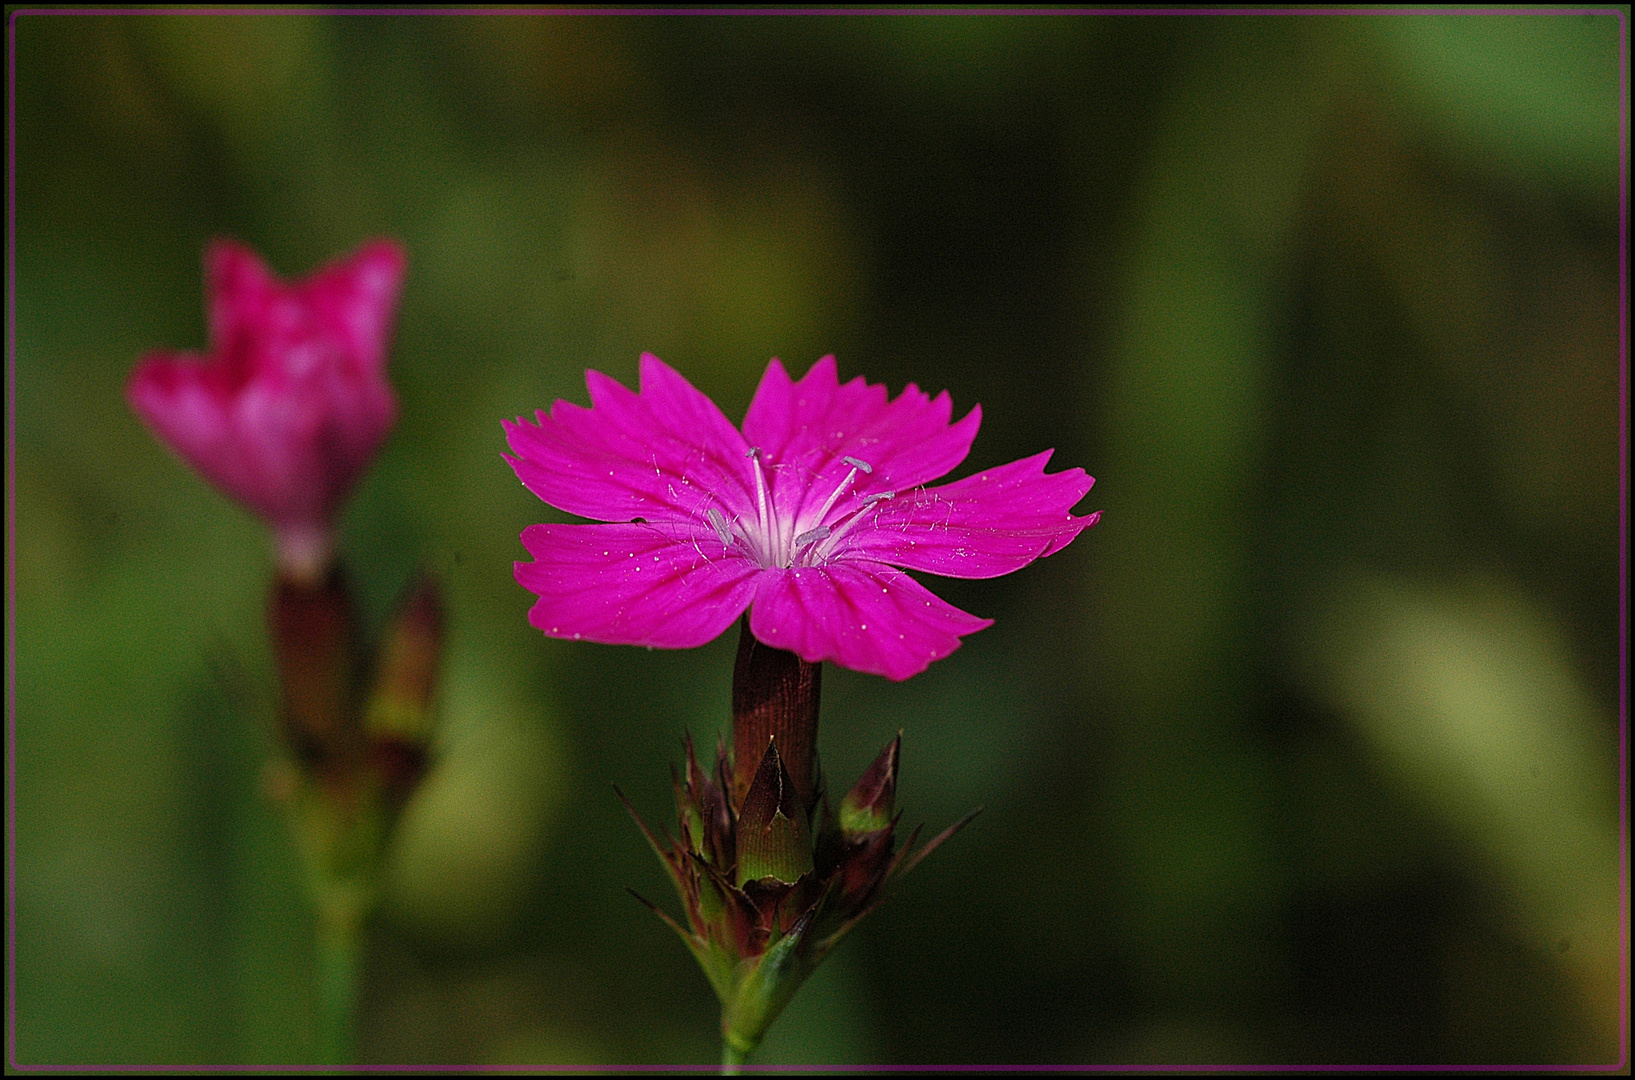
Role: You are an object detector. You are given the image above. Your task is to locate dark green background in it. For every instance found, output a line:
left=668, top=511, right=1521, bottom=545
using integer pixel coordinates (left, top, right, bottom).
left=11, top=11, right=1624, bottom=1066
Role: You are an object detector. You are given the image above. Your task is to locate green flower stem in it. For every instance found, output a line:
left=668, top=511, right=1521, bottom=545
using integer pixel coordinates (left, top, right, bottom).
left=721, top=1035, right=754, bottom=1075
left=315, top=902, right=364, bottom=1065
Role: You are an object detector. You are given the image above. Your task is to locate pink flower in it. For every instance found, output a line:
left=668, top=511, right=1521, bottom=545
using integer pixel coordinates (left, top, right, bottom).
left=128, top=239, right=406, bottom=578
left=504, top=355, right=1098, bottom=680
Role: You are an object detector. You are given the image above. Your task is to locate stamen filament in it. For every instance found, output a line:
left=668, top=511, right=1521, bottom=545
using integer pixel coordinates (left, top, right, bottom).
left=814, top=490, right=895, bottom=562
left=746, top=447, right=775, bottom=565
left=806, top=456, right=873, bottom=541
left=725, top=451, right=890, bottom=568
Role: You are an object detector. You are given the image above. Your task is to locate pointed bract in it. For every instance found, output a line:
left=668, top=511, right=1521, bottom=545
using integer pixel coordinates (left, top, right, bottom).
left=680, top=732, right=734, bottom=869
left=833, top=826, right=897, bottom=915
left=734, top=742, right=814, bottom=887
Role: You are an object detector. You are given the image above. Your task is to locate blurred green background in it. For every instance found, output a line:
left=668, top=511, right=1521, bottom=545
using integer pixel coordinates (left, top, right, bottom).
left=10, top=11, right=1624, bottom=1066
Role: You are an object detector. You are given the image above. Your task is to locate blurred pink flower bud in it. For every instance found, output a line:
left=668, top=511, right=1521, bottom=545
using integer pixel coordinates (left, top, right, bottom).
left=129, top=238, right=406, bottom=580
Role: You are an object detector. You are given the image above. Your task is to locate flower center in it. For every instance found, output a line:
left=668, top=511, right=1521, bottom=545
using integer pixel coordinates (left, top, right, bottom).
left=706, top=451, right=892, bottom=569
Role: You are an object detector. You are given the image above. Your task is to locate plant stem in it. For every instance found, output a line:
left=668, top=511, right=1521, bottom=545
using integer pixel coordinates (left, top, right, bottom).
left=316, top=907, right=362, bottom=1065
left=721, top=1035, right=752, bottom=1075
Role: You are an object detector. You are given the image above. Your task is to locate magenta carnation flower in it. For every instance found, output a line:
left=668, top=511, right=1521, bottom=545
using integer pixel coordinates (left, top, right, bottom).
left=504, top=354, right=1097, bottom=680
left=128, top=238, right=406, bottom=578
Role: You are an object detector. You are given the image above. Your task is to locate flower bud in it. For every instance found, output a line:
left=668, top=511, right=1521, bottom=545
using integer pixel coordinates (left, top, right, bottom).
left=269, top=566, right=364, bottom=774
left=363, top=575, right=441, bottom=799
left=839, top=734, right=899, bottom=837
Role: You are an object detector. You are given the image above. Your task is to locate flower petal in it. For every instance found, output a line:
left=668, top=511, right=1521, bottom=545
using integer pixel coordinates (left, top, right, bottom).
left=840, top=451, right=1098, bottom=579
left=748, top=561, right=992, bottom=681
left=130, top=345, right=392, bottom=532
left=503, top=354, right=755, bottom=526
left=204, top=240, right=281, bottom=382
left=742, top=357, right=981, bottom=533
left=130, top=349, right=256, bottom=501
left=516, top=522, right=759, bottom=648
left=301, top=239, right=408, bottom=376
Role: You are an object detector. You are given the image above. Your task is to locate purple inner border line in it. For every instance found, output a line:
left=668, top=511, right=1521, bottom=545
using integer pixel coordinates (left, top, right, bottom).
left=1620, top=0, right=1631, bottom=1074
left=0, top=5, right=1629, bottom=14
left=3, top=4, right=1635, bottom=1071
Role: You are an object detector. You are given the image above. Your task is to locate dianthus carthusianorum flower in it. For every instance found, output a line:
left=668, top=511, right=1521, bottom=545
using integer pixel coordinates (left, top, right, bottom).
left=128, top=238, right=406, bottom=579
left=128, top=238, right=424, bottom=1065
left=504, top=354, right=1097, bottom=680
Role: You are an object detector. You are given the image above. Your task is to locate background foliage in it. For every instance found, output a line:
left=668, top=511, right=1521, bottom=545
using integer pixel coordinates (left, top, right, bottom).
left=11, top=11, right=1623, bottom=1066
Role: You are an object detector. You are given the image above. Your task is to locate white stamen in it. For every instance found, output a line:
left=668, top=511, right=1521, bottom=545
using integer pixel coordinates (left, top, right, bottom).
left=809, top=455, right=877, bottom=536
left=745, top=447, right=774, bottom=564
left=809, top=470, right=852, bottom=530
left=702, top=451, right=893, bottom=569
left=814, top=489, right=898, bottom=561
left=707, top=507, right=733, bottom=546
